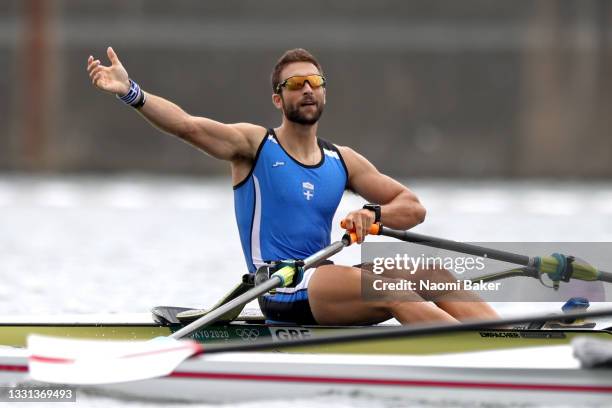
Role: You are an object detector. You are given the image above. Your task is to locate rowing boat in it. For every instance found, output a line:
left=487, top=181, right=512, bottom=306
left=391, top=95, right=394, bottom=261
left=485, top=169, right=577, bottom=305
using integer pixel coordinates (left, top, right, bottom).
left=1, top=226, right=611, bottom=404
left=1, top=325, right=612, bottom=404
left=1, top=307, right=612, bottom=404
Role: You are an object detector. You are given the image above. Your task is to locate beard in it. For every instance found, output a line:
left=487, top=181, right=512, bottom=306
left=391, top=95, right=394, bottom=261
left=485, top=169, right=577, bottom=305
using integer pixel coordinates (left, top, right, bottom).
left=282, top=97, right=324, bottom=125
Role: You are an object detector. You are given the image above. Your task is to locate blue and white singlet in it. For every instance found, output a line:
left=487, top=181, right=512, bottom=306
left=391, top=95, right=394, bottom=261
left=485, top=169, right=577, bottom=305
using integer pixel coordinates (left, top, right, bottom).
left=233, top=128, right=348, bottom=323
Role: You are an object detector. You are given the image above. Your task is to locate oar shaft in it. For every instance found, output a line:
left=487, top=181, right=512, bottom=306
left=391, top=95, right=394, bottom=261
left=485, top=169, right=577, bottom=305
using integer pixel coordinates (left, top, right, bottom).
left=302, top=239, right=349, bottom=269
left=171, top=276, right=280, bottom=339
left=203, top=307, right=612, bottom=355
left=171, top=236, right=352, bottom=339
left=470, top=268, right=533, bottom=283
left=599, top=271, right=612, bottom=283
left=378, top=227, right=533, bottom=267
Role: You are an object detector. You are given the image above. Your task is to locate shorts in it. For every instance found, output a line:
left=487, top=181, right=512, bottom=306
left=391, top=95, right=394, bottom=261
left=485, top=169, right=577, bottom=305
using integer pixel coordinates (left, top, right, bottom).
left=258, top=260, right=337, bottom=325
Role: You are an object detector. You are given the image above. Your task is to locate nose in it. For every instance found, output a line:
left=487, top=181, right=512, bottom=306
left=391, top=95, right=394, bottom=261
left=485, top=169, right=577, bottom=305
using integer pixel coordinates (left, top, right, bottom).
left=302, top=81, right=314, bottom=93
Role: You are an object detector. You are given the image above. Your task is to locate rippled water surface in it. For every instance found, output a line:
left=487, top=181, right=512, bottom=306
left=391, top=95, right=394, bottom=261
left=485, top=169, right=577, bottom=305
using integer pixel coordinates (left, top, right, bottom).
left=2, top=174, right=612, bottom=407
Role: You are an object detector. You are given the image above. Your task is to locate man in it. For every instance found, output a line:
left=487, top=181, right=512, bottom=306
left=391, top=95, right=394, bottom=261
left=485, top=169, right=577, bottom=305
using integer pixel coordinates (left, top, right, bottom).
left=87, top=47, right=498, bottom=325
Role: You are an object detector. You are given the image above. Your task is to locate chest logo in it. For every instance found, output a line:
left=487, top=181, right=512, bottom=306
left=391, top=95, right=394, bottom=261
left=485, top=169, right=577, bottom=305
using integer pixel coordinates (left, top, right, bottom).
left=302, top=181, right=314, bottom=201
left=272, top=161, right=285, bottom=167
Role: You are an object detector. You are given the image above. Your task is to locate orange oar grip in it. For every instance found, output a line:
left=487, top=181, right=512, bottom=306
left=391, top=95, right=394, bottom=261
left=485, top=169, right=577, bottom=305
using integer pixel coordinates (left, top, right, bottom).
left=369, top=223, right=380, bottom=235
left=340, top=220, right=381, bottom=235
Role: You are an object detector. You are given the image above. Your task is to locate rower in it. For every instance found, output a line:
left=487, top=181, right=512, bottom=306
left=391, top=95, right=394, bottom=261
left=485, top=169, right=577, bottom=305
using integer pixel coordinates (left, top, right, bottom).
left=86, top=47, right=499, bottom=326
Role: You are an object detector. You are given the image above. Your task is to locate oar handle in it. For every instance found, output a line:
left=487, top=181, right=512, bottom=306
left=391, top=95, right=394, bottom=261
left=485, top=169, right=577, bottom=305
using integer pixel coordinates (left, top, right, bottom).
left=339, top=220, right=381, bottom=243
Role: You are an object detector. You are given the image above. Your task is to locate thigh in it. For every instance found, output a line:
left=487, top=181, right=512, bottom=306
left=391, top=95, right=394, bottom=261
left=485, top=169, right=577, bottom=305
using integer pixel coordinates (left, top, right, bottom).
left=362, top=263, right=473, bottom=302
left=359, top=263, right=498, bottom=320
left=307, top=264, right=393, bottom=325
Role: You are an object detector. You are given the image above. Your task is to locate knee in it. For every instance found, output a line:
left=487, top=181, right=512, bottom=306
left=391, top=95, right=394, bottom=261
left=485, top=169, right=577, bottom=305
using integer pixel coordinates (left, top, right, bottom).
left=381, top=296, right=425, bottom=315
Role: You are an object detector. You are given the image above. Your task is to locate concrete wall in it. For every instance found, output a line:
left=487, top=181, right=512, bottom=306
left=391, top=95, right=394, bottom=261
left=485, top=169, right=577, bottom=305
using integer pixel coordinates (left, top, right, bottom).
left=2, top=0, right=612, bottom=177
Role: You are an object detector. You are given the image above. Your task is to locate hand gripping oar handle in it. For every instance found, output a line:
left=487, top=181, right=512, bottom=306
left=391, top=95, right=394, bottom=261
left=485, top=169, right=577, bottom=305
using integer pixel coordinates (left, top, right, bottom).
left=170, top=234, right=354, bottom=339
left=339, top=220, right=383, bottom=244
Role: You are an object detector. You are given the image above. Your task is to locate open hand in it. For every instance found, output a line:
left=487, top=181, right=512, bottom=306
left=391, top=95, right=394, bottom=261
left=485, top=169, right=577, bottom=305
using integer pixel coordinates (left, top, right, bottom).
left=87, top=47, right=130, bottom=96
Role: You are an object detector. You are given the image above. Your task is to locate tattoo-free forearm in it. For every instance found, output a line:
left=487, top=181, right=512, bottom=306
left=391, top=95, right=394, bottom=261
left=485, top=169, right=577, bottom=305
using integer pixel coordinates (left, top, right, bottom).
left=380, top=190, right=426, bottom=230
left=135, top=93, right=194, bottom=140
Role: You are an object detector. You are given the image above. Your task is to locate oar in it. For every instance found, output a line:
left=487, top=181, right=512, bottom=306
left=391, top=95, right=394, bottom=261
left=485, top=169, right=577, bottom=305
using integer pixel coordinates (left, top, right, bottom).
left=28, top=306, right=612, bottom=385
left=171, top=232, right=357, bottom=339
left=27, top=232, right=359, bottom=384
left=354, top=222, right=612, bottom=284
left=28, top=224, right=612, bottom=384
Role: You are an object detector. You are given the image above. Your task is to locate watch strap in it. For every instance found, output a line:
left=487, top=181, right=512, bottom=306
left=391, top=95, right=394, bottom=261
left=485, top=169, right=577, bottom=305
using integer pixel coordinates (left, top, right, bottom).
left=363, top=204, right=381, bottom=223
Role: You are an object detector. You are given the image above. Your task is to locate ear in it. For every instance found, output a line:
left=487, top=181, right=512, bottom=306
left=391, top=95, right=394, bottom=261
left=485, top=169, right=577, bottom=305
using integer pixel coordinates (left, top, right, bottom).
left=322, top=87, right=326, bottom=105
left=272, top=93, right=283, bottom=109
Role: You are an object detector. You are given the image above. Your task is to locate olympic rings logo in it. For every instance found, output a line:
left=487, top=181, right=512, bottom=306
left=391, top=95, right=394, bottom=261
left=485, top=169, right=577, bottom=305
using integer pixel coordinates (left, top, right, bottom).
left=235, top=328, right=260, bottom=341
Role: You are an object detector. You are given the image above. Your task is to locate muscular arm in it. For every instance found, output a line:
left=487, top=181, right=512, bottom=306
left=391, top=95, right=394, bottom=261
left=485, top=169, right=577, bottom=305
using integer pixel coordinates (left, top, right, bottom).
left=136, top=93, right=263, bottom=161
left=339, top=145, right=426, bottom=236
left=87, top=47, right=263, bottom=161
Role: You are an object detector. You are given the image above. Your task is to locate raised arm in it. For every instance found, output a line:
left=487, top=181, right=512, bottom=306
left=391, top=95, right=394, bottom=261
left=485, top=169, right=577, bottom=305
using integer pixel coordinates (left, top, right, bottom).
left=86, top=47, right=264, bottom=161
left=339, top=145, right=426, bottom=242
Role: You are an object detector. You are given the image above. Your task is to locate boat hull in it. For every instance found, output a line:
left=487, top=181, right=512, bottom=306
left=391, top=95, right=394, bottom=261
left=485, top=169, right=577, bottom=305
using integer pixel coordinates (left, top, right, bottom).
left=1, top=347, right=611, bottom=404
left=2, top=314, right=612, bottom=404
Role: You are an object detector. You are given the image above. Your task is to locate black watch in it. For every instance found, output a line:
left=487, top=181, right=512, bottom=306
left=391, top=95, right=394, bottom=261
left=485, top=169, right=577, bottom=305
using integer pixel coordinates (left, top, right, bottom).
left=362, top=204, right=381, bottom=223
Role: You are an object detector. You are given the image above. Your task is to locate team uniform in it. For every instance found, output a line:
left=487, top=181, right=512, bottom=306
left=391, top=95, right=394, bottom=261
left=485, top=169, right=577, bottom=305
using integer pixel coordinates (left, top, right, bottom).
left=233, top=128, right=348, bottom=324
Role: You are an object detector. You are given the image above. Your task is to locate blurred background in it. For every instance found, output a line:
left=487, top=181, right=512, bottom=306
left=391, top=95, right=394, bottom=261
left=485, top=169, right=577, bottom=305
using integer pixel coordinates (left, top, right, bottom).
left=2, top=0, right=612, bottom=316
left=2, top=4, right=612, bottom=406
left=3, top=0, right=612, bottom=178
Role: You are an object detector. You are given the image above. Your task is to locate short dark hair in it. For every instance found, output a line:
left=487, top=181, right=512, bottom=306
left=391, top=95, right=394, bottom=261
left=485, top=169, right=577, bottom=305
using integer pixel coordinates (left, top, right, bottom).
left=271, top=48, right=324, bottom=94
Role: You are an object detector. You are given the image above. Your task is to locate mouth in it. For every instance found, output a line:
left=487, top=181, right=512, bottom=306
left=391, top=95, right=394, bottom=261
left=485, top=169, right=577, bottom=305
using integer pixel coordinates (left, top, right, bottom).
left=300, top=100, right=317, bottom=107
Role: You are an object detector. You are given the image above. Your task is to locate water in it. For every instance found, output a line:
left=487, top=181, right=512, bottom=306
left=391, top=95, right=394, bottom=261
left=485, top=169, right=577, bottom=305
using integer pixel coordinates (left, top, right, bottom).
left=1, top=174, right=612, bottom=407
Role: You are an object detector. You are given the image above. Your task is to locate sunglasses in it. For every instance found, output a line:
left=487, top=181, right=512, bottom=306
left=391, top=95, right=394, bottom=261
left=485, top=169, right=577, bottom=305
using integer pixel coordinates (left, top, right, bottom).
left=275, top=74, right=326, bottom=93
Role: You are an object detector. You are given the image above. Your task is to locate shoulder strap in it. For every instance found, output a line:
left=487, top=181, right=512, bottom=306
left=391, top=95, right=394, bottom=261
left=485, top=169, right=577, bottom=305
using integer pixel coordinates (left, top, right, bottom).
left=232, top=128, right=270, bottom=190
left=318, top=137, right=340, bottom=153
left=318, top=137, right=350, bottom=189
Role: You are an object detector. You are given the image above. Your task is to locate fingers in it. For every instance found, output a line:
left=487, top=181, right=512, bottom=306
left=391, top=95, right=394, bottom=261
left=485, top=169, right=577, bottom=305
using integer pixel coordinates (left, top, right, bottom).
left=88, top=64, right=106, bottom=87
left=354, top=216, right=365, bottom=243
left=87, top=58, right=101, bottom=74
left=89, top=65, right=103, bottom=79
left=342, top=218, right=354, bottom=232
left=87, top=58, right=102, bottom=86
left=341, top=209, right=375, bottom=244
left=342, top=218, right=360, bottom=245
left=107, top=46, right=120, bottom=65
left=92, top=72, right=103, bottom=87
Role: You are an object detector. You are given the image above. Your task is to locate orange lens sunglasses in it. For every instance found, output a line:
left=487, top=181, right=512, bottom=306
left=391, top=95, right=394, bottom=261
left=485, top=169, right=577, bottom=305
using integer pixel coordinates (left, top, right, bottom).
left=275, top=75, right=326, bottom=94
